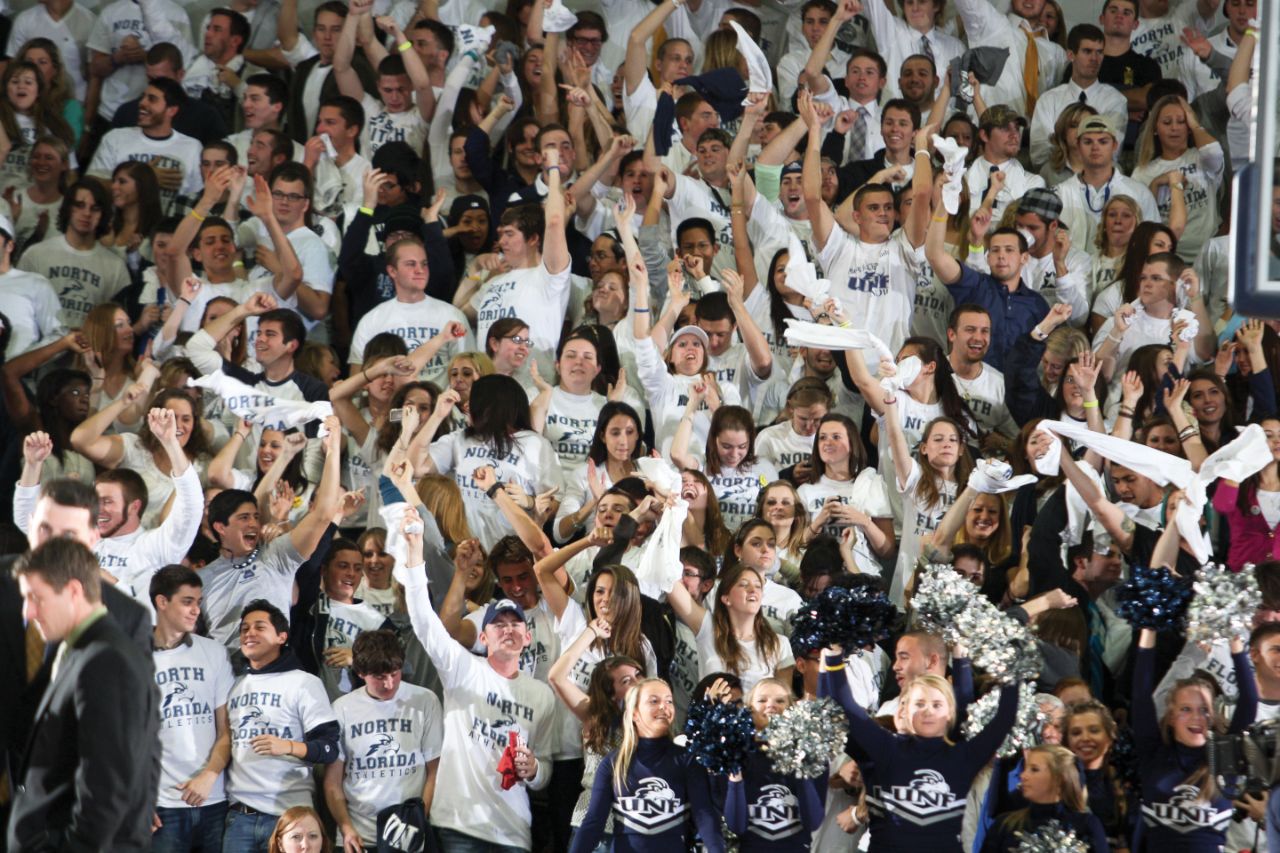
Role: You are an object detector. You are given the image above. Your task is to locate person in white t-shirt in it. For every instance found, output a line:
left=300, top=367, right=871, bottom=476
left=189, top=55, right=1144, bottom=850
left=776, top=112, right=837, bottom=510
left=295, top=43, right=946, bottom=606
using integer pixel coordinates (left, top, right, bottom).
left=16, top=179, right=131, bottom=329
left=333, top=0, right=434, bottom=159
left=224, top=600, right=340, bottom=842
left=325, top=629, right=443, bottom=852
left=397, top=508, right=557, bottom=853
left=947, top=305, right=1020, bottom=439
left=305, top=96, right=373, bottom=217
left=85, top=78, right=203, bottom=214
left=755, top=379, right=832, bottom=477
left=0, top=213, right=67, bottom=359
left=672, top=398, right=778, bottom=534
left=619, top=0, right=694, bottom=145
left=84, top=0, right=194, bottom=123
left=530, top=325, right=609, bottom=477
left=149, top=565, right=235, bottom=853
left=1057, top=115, right=1159, bottom=253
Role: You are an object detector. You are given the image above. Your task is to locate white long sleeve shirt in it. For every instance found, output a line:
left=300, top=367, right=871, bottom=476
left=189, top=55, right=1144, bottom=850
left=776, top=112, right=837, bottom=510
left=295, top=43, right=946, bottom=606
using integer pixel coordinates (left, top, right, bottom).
left=1029, top=80, right=1129, bottom=169
left=952, top=0, right=1067, bottom=118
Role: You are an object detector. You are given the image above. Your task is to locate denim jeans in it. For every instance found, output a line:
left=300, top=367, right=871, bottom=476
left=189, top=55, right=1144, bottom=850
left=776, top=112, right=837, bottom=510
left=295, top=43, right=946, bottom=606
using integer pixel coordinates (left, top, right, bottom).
left=152, top=801, right=229, bottom=853
left=220, top=807, right=279, bottom=853
left=435, top=826, right=528, bottom=853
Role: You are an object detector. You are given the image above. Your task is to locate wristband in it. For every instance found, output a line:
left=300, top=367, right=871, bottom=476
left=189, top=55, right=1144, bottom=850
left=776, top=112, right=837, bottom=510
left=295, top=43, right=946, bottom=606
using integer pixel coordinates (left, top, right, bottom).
left=189, top=209, right=206, bottom=222
left=178, top=296, right=192, bottom=305
left=358, top=206, right=374, bottom=216
left=1119, top=407, right=1135, bottom=418
left=632, top=307, right=650, bottom=313
left=397, top=40, right=412, bottom=52
left=1107, top=332, right=1124, bottom=343
left=1031, top=326, right=1047, bottom=341
left=1082, top=399, right=1099, bottom=409
left=1246, top=27, right=1258, bottom=38
left=232, top=260, right=245, bottom=267
left=932, top=214, right=949, bottom=222
left=915, top=150, right=931, bottom=159
left=486, top=482, right=504, bottom=499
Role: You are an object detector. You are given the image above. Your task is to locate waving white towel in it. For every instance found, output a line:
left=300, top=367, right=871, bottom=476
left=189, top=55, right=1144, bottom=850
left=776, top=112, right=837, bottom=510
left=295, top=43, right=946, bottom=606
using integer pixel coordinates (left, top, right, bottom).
left=542, top=0, right=578, bottom=32
left=632, top=456, right=687, bottom=597
left=454, top=25, right=495, bottom=55
left=1042, top=420, right=1270, bottom=563
left=932, top=134, right=968, bottom=215
left=783, top=320, right=893, bottom=360
left=879, top=355, right=922, bottom=399
left=730, top=21, right=772, bottom=103
left=1131, top=300, right=1199, bottom=341
left=188, top=372, right=332, bottom=432
left=782, top=232, right=830, bottom=304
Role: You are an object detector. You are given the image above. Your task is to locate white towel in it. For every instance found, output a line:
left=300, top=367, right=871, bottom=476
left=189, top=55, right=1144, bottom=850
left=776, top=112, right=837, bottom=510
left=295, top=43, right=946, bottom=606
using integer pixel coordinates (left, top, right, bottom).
left=1042, top=420, right=1271, bottom=563
left=730, top=21, right=772, bottom=103
left=454, top=25, right=495, bottom=55
left=879, top=355, right=922, bottom=399
left=782, top=231, right=830, bottom=304
left=968, top=458, right=1038, bottom=494
left=933, top=134, right=968, bottom=216
left=782, top=320, right=893, bottom=360
left=632, top=457, right=687, bottom=597
left=188, top=372, right=332, bottom=432
left=1131, top=300, right=1198, bottom=341
left=543, top=0, right=577, bottom=32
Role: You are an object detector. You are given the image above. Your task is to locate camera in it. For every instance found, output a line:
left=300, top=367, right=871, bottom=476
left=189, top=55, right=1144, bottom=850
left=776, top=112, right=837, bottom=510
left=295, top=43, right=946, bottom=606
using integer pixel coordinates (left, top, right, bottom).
left=1208, top=720, right=1280, bottom=807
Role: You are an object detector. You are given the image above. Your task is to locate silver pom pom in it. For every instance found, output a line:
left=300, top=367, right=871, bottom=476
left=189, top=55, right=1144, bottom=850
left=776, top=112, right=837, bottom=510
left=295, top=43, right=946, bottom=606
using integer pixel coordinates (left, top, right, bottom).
left=961, top=682, right=1050, bottom=758
left=1187, top=562, right=1261, bottom=644
left=1014, top=819, right=1088, bottom=853
left=914, top=564, right=1043, bottom=684
left=764, top=698, right=847, bottom=779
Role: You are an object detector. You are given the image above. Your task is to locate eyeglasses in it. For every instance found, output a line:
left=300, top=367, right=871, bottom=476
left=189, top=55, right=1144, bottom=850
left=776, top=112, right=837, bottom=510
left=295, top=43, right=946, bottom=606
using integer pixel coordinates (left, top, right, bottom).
left=503, top=335, right=533, bottom=347
left=271, top=190, right=307, bottom=203
left=571, top=36, right=603, bottom=46
left=681, top=569, right=706, bottom=579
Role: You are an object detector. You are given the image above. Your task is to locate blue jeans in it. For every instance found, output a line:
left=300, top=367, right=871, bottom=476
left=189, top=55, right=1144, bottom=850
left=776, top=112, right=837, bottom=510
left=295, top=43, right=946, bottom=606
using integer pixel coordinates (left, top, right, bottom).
left=436, top=826, right=528, bottom=853
left=152, top=801, right=229, bottom=852
left=221, top=807, right=279, bottom=853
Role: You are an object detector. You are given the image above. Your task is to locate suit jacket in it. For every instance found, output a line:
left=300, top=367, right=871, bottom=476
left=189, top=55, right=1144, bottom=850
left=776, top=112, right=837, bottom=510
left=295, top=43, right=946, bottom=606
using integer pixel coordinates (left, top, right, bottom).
left=287, top=53, right=379, bottom=144
left=6, top=613, right=160, bottom=853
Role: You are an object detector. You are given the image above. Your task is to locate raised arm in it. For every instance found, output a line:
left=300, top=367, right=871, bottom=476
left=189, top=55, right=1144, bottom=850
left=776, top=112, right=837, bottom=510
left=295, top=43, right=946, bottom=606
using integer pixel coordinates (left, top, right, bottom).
left=243, top=175, right=304, bottom=302
left=472, top=465, right=553, bottom=559
left=1057, top=451, right=1133, bottom=553
left=287, top=416, right=344, bottom=559
left=332, top=0, right=370, bottom=100
left=532, top=531, right=603, bottom=620
left=799, top=90, right=835, bottom=250
left=663, top=556, right=708, bottom=634
left=69, top=379, right=152, bottom=468
left=925, top=199, right=964, bottom=284
left=880, top=394, right=915, bottom=490
left=542, top=148, right=570, bottom=275
left=721, top=269, right=772, bottom=379
left=800, top=0, right=860, bottom=95
left=904, top=126, right=934, bottom=248
left=548, top=617, right=611, bottom=722
left=624, top=0, right=679, bottom=94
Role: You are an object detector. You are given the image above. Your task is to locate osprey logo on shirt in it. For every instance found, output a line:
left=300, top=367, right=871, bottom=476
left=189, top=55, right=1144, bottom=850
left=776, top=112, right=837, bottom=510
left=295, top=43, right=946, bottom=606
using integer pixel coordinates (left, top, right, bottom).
left=614, top=777, right=689, bottom=834
left=156, top=665, right=214, bottom=724
left=746, top=784, right=802, bottom=839
left=364, top=733, right=402, bottom=757
left=870, top=769, right=963, bottom=825
left=237, top=705, right=267, bottom=728
left=1142, top=784, right=1232, bottom=833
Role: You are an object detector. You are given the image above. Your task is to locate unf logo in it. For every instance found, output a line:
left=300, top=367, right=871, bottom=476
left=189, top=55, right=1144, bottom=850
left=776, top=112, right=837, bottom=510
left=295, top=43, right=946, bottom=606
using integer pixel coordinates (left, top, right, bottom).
left=364, top=733, right=401, bottom=758
left=615, top=777, right=688, bottom=835
left=746, top=783, right=801, bottom=839
left=237, top=706, right=265, bottom=728
left=872, top=769, right=962, bottom=826
left=1142, top=784, right=1232, bottom=833
left=162, top=682, right=190, bottom=710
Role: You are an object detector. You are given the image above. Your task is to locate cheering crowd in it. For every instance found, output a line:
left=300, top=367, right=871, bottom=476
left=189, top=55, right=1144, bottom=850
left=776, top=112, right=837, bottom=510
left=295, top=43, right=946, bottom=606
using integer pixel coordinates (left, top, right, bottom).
left=0, top=0, right=1274, bottom=848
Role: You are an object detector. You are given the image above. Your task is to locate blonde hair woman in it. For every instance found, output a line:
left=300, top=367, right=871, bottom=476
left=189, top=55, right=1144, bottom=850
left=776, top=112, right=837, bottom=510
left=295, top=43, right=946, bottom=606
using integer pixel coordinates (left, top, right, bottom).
left=1089, top=194, right=1141, bottom=302
left=981, top=744, right=1108, bottom=853
left=569, top=679, right=723, bottom=852
left=1043, top=102, right=1096, bottom=187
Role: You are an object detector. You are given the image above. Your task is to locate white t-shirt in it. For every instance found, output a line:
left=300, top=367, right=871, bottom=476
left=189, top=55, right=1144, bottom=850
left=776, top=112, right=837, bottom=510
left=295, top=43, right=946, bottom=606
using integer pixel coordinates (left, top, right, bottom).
left=892, top=458, right=958, bottom=606
left=709, top=460, right=778, bottom=533
left=85, top=0, right=193, bottom=120
left=694, top=610, right=794, bottom=694
left=1130, top=144, right=1225, bottom=265
left=245, top=220, right=336, bottom=332
left=333, top=684, right=444, bottom=843
left=86, top=127, right=203, bottom=213
left=755, top=422, right=815, bottom=472
left=226, top=666, right=337, bottom=814
left=117, top=432, right=207, bottom=529
left=471, top=261, right=572, bottom=378
left=0, top=267, right=68, bottom=358
left=322, top=597, right=390, bottom=698
left=953, top=364, right=1019, bottom=438
left=16, top=234, right=131, bottom=328
left=6, top=4, right=93, bottom=100
left=427, top=429, right=563, bottom=549
left=539, top=386, right=606, bottom=474
left=198, top=534, right=306, bottom=649
left=760, top=578, right=803, bottom=639
left=796, top=471, right=892, bottom=574
left=359, top=93, right=429, bottom=160
left=348, top=295, right=474, bottom=388
left=154, top=634, right=235, bottom=808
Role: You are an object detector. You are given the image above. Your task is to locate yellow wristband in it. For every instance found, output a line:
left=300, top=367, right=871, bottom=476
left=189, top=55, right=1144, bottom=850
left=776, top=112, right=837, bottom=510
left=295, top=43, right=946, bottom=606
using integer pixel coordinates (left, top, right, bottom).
left=932, top=214, right=949, bottom=222
left=232, top=260, right=245, bottom=268
left=1245, top=28, right=1258, bottom=38
left=189, top=209, right=206, bottom=222
left=398, top=40, right=412, bottom=52
left=823, top=664, right=845, bottom=672
left=358, top=206, right=374, bottom=216
left=1082, top=399, right=1099, bottom=409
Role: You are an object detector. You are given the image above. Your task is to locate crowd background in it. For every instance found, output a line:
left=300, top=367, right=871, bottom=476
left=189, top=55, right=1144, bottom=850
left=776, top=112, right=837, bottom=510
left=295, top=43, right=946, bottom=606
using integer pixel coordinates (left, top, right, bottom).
left=0, top=0, right=1275, bottom=849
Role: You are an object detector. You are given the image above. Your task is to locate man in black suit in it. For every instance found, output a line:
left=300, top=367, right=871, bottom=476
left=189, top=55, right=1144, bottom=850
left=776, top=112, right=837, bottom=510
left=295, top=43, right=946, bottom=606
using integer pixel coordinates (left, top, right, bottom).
left=278, top=0, right=379, bottom=143
left=0, top=478, right=151, bottom=850
left=5, top=538, right=159, bottom=852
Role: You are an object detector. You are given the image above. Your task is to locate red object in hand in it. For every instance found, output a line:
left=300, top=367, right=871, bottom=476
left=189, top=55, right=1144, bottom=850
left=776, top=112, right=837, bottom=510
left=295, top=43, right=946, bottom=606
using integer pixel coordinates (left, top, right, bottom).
left=497, top=730, right=520, bottom=790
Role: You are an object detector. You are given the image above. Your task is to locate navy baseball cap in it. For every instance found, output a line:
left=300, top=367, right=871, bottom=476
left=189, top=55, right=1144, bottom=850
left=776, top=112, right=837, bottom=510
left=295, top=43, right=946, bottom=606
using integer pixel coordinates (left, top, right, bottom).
left=482, top=598, right=528, bottom=629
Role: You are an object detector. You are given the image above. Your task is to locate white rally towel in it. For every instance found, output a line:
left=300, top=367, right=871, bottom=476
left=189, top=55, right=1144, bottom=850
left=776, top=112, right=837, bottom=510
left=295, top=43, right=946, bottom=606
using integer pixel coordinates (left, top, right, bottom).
left=879, top=355, right=922, bottom=399
left=783, top=320, right=894, bottom=360
left=543, top=0, right=578, bottom=32
left=1042, top=420, right=1270, bottom=563
left=633, top=457, right=687, bottom=597
left=188, top=372, right=333, bottom=432
left=1131, top=300, right=1198, bottom=341
left=454, top=24, right=495, bottom=55
left=730, top=21, right=772, bottom=104
left=968, top=458, right=1038, bottom=494
left=782, top=231, right=830, bottom=304
left=933, top=134, right=968, bottom=215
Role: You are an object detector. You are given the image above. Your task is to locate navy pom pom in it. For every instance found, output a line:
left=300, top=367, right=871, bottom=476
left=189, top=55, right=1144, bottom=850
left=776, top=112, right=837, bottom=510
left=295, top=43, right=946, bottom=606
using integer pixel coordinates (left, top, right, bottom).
left=683, top=699, right=756, bottom=775
left=1114, top=565, right=1193, bottom=631
left=788, top=584, right=897, bottom=655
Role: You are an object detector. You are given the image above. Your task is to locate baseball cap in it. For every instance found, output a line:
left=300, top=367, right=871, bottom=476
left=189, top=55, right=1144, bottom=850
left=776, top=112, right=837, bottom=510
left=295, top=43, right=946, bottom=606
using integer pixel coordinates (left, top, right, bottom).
left=1077, top=115, right=1119, bottom=141
left=0, top=213, right=13, bottom=242
left=449, top=194, right=490, bottom=225
left=670, top=325, right=710, bottom=350
left=481, top=598, right=528, bottom=629
left=979, top=104, right=1027, bottom=131
left=1018, top=187, right=1063, bottom=223
left=376, top=204, right=423, bottom=241
left=781, top=161, right=803, bottom=176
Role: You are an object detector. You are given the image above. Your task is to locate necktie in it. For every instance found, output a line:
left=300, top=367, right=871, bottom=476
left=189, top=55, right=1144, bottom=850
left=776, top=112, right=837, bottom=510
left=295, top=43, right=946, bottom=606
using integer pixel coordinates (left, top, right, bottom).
left=983, top=164, right=1000, bottom=203
left=920, top=34, right=934, bottom=62
left=1078, top=90, right=1088, bottom=104
left=1023, top=25, right=1046, bottom=116
left=850, top=106, right=868, bottom=161
left=25, top=620, right=43, bottom=683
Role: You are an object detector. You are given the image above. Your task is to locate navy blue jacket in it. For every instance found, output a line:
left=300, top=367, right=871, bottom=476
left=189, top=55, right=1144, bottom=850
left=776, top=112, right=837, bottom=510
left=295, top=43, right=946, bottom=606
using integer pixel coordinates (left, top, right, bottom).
left=821, top=651, right=1019, bottom=853
left=1132, top=644, right=1258, bottom=853
left=570, top=736, right=725, bottom=853
left=943, top=263, right=1049, bottom=373
left=718, top=748, right=825, bottom=851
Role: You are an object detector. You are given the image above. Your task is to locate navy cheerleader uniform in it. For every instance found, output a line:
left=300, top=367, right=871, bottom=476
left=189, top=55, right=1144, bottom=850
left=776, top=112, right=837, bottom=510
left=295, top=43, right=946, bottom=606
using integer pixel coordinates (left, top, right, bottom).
left=1132, top=644, right=1258, bottom=853
left=719, top=748, right=826, bottom=850
left=569, top=736, right=725, bottom=853
left=980, top=801, right=1109, bottom=853
left=820, top=650, right=1020, bottom=853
